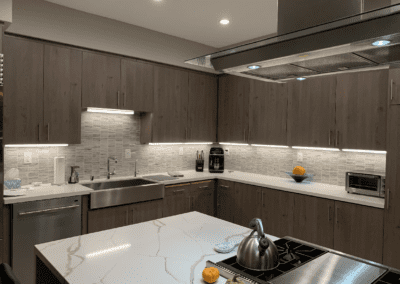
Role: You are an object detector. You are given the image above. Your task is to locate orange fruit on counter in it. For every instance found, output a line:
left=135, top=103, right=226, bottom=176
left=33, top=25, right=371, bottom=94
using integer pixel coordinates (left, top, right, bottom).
left=293, top=166, right=306, bottom=175
left=202, top=267, right=220, bottom=283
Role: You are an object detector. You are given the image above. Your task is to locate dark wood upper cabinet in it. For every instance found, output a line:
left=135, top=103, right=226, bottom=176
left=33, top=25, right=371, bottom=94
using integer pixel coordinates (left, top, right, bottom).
left=188, top=73, right=217, bottom=142
left=82, top=51, right=121, bottom=109
left=121, top=59, right=154, bottom=112
left=389, top=68, right=400, bottom=105
left=260, top=187, right=294, bottom=238
left=152, top=65, right=189, bottom=142
left=293, top=194, right=334, bottom=249
left=218, top=75, right=250, bottom=143
left=336, top=69, right=388, bottom=150
left=383, top=105, right=400, bottom=269
left=44, top=45, right=82, bottom=144
left=287, top=75, right=336, bottom=147
left=334, top=201, right=384, bottom=264
left=249, top=80, right=288, bottom=145
left=3, top=36, right=44, bottom=144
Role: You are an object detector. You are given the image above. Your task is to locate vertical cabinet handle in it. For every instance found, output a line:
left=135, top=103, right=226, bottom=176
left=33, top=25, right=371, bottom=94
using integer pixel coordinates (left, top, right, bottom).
left=38, top=124, right=40, bottom=141
left=262, top=191, right=264, bottom=208
left=336, top=206, right=339, bottom=224
left=244, top=129, right=246, bottom=142
left=123, top=92, right=126, bottom=107
left=336, top=130, right=339, bottom=146
left=329, top=131, right=331, bottom=146
left=189, top=196, right=191, bottom=211
left=47, top=123, right=50, bottom=141
left=248, top=129, right=251, bottom=142
left=117, top=91, right=120, bottom=107
left=387, top=188, right=390, bottom=209
left=328, top=206, right=332, bottom=222
left=391, top=79, right=394, bottom=101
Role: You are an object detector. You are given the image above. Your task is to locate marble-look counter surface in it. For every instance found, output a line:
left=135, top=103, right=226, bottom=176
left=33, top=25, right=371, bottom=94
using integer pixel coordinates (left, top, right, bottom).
left=35, top=211, right=278, bottom=284
left=5, top=170, right=385, bottom=209
left=3, top=183, right=92, bottom=204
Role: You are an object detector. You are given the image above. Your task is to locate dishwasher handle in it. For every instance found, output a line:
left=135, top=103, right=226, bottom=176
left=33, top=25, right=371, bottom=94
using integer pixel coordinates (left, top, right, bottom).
left=18, top=204, right=80, bottom=216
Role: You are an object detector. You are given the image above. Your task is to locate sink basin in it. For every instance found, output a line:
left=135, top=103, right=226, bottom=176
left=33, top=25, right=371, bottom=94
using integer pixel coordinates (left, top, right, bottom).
left=83, top=179, right=155, bottom=190
left=82, top=178, right=164, bottom=209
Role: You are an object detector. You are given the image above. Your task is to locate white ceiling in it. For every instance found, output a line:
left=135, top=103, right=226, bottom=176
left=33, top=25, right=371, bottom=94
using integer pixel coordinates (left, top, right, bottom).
left=45, top=0, right=278, bottom=49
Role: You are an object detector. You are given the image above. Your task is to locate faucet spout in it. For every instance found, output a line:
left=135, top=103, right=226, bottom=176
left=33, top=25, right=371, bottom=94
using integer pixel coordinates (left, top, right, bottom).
left=107, top=157, right=118, bottom=179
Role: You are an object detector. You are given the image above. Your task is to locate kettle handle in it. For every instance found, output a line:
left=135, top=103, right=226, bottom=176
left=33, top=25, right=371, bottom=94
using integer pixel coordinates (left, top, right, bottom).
left=249, top=218, right=265, bottom=239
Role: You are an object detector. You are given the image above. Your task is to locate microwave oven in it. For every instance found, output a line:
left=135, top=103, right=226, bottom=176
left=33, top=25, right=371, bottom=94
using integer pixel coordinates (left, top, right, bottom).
left=345, top=172, right=385, bottom=198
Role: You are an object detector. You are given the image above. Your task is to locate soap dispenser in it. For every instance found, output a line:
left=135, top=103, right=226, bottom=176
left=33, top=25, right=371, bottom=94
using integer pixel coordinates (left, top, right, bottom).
left=68, top=166, right=80, bottom=184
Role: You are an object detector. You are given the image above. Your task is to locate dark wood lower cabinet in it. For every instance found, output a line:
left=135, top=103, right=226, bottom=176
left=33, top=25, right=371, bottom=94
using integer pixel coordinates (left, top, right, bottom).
left=234, top=183, right=262, bottom=227
left=260, top=188, right=294, bottom=238
left=191, top=180, right=215, bottom=216
left=129, top=199, right=163, bottom=225
left=293, top=194, right=334, bottom=249
left=87, top=205, right=129, bottom=234
left=163, top=183, right=191, bottom=218
left=216, top=180, right=236, bottom=223
left=334, top=201, right=384, bottom=264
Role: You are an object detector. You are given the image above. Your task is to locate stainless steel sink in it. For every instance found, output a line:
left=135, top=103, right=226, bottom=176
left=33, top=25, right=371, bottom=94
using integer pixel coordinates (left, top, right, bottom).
left=82, top=178, right=164, bottom=209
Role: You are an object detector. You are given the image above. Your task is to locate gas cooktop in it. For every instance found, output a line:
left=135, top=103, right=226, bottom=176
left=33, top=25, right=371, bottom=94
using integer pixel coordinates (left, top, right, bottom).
left=206, top=237, right=391, bottom=284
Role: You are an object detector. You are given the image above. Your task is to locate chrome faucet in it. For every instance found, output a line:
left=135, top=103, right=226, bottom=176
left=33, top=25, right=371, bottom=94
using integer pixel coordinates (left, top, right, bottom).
left=107, top=157, right=118, bottom=179
left=134, top=159, right=138, bottom=177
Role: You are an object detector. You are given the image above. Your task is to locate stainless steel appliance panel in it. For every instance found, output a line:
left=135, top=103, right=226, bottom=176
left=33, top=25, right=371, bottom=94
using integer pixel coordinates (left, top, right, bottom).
left=272, top=252, right=387, bottom=284
left=346, top=172, right=385, bottom=198
left=12, top=196, right=81, bottom=284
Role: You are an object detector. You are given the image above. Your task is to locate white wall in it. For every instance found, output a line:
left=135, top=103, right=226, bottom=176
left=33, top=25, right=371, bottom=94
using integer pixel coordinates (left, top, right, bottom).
left=7, top=0, right=219, bottom=73
left=0, top=0, right=12, bottom=23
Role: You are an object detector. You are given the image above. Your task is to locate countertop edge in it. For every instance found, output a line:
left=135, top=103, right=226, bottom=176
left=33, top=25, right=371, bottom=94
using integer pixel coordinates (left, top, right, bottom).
left=4, top=189, right=92, bottom=204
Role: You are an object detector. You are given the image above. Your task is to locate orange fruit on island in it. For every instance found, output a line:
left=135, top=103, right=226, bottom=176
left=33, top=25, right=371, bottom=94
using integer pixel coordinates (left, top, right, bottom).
left=202, top=267, right=220, bottom=283
left=293, top=166, right=306, bottom=175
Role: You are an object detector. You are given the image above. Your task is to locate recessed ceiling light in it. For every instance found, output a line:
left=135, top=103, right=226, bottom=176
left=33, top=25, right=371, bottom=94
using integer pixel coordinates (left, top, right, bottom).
left=220, top=19, right=230, bottom=25
left=372, top=40, right=390, bottom=46
left=248, top=65, right=260, bottom=70
left=296, top=77, right=306, bottom=81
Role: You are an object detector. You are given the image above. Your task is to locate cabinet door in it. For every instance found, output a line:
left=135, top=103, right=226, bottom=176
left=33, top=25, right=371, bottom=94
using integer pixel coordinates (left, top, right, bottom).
left=249, top=80, right=288, bottom=145
left=191, top=180, right=215, bottom=216
left=82, top=52, right=120, bottom=109
left=217, top=180, right=236, bottom=223
left=234, top=183, right=262, bottom=227
left=44, top=45, right=82, bottom=144
left=163, top=183, right=191, bottom=218
left=218, top=75, right=250, bottom=143
left=334, top=201, right=384, bottom=263
left=383, top=105, right=400, bottom=269
left=287, top=75, right=336, bottom=147
left=260, top=188, right=294, bottom=238
left=336, top=70, right=387, bottom=150
left=87, top=205, right=129, bottom=234
left=153, top=66, right=189, bottom=142
left=128, top=199, right=163, bottom=225
left=121, top=59, right=154, bottom=111
left=188, top=73, right=217, bottom=142
left=293, top=194, right=334, bottom=249
left=3, top=36, right=44, bottom=144
left=389, top=68, right=400, bottom=105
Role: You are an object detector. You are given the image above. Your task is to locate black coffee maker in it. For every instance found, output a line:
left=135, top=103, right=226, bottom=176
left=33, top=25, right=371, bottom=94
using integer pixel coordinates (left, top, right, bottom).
left=209, top=147, right=224, bottom=173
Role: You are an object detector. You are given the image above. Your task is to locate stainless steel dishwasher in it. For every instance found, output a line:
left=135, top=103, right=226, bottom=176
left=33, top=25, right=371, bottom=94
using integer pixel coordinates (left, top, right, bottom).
left=12, top=196, right=82, bottom=284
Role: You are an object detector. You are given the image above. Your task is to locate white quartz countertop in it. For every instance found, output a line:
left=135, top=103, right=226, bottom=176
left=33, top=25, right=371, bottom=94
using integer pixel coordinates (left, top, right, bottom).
left=3, top=183, right=92, bottom=204
left=35, top=211, right=277, bottom=284
left=4, top=170, right=385, bottom=208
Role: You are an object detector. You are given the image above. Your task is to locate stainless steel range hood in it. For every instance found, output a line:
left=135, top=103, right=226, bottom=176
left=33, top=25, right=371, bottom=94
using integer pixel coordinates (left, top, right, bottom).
left=185, top=4, right=400, bottom=82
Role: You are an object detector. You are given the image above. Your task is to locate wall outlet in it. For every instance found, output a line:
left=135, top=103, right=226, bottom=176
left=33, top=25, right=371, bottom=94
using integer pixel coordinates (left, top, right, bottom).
left=297, top=152, right=303, bottom=162
left=125, top=149, right=131, bottom=159
left=225, top=148, right=229, bottom=156
left=24, top=152, right=32, bottom=164
left=179, top=147, right=183, bottom=156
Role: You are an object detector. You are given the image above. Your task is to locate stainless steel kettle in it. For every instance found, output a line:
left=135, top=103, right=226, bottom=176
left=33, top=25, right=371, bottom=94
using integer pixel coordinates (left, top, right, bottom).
left=236, top=218, right=279, bottom=271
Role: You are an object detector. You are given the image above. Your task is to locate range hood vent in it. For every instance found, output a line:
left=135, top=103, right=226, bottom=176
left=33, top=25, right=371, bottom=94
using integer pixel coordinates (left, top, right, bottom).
left=186, top=4, right=400, bottom=82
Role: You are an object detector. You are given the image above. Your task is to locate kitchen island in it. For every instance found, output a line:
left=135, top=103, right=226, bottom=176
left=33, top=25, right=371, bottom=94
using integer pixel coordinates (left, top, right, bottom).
left=34, top=211, right=278, bottom=284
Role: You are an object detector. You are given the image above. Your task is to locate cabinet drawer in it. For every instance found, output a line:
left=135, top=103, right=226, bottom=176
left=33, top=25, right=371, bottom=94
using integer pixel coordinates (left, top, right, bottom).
left=191, top=180, right=214, bottom=191
left=165, top=183, right=191, bottom=197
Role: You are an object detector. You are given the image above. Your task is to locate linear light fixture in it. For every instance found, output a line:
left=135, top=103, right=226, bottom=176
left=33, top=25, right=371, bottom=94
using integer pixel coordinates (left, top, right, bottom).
left=149, top=142, right=213, bottom=145
left=219, top=142, right=249, bottom=146
left=86, top=244, right=131, bottom=258
left=184, top=142, right=213, bottom=145
left=87, top=107, right=134, bottom=115
left=342, top=149, right=387, bottom=154
left=292, top=146, right=340, bottom=151
left=5, top=144, right=68, bottom=147
left=251, top=144, right=289, bottom=148
left=149, top=143, right=183, bottom=145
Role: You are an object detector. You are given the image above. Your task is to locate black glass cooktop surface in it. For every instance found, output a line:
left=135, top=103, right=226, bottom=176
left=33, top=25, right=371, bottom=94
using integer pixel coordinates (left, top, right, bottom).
left=215, top=238, right=327, bottom=284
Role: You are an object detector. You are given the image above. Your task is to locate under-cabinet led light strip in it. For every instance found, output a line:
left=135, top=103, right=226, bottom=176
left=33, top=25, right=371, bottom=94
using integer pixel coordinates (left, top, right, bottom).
left=87, top=107, right=134, bottom=115
left=219, top=142, right=249, bottom=146
left=342, top=149, right=387, bottom=154
left=5, top=144, right=68, bottom=147
left=251, top=144, right=289, bottom=148
left=86, top=244, right=131, bottom=258
left=149, top=142, right=213, bottom=145
left=292, top=146, right=340, bottom=151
